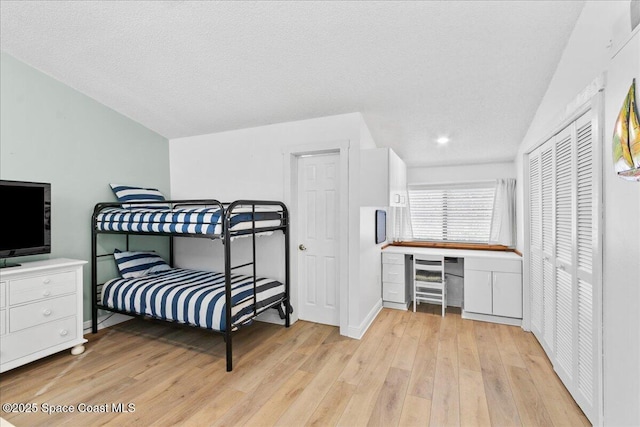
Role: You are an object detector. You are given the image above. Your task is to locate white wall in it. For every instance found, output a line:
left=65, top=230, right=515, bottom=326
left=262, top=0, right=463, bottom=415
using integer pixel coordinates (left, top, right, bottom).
left=602, top=27, right=639, bottom=427
left=408, top=161, right=516, bottom=185
left=514, top=2, right=640, bottom=424
left=0, top=53, right=170, bottom=322
left=169, top=112, right=382, bottom=338
left=358, top=206, right=385, bottom=335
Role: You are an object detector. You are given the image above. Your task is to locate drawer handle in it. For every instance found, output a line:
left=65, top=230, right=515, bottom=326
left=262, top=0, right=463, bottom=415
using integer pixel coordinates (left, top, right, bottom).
left=43, top=309, right=52, bottom=316
left=389, top=291, right=399, bottom=294
left=43, top=278, right=51, bottom=284
left=59, top=329, right=68, bottom=337
left=43, top=290, right=51, bottom=297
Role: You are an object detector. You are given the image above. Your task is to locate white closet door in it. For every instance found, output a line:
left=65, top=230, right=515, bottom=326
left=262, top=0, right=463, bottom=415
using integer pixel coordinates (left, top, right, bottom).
left=540, top=138, right=556, bottom=357
left=528, top=151, right=543, bottom=337
left=526, top=106, right=601, bottom=425
left=573, top=111, right=599, bottom=419
left=554, top=125, right=575, bottom=384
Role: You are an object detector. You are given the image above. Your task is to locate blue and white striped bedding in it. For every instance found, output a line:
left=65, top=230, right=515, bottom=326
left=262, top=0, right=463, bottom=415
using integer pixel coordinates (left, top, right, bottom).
left=96, top=206, right=282, bottom=235
left=101, top=268, right=285, bottom=331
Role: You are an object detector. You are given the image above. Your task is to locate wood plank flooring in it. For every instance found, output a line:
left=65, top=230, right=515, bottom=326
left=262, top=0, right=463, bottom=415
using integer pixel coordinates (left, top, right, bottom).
left=0, top=306, right=590, bottom=426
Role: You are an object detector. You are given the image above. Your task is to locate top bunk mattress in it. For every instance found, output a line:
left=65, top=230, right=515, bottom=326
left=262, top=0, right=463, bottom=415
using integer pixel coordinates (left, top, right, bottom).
left=95, top=206, right=283, bottom=236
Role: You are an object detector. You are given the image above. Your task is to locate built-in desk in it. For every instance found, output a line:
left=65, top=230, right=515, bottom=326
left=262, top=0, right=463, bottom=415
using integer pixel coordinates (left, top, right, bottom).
left=382, top=246, right=523, bottom=326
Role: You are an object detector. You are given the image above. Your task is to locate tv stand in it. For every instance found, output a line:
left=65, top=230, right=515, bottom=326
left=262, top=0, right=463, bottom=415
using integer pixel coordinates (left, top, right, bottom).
left=0, top=258, right=87, bottom=373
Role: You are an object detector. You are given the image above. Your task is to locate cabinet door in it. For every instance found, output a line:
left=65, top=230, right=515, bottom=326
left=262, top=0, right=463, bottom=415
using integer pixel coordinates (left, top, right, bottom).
left=492, top=272, right=522, bottom=318
left=389, top=149, right=407, bottom=207
left=463, top=270, right=492, bottom=314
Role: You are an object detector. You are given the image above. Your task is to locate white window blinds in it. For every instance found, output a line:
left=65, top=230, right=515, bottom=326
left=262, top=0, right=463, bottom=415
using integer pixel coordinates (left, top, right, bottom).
left=408, top=183, right=495, bottom=243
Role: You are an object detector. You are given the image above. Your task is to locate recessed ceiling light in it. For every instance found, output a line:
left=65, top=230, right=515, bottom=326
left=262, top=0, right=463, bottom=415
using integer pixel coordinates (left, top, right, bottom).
left=436, top=136, right=450, bottom=145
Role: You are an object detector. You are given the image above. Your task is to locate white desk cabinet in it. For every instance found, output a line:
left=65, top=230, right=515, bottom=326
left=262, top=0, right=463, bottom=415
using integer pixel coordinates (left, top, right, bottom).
left=463, top=257, right=522, bottom=324
left=0, top=258, right=87, bottom=373
left=360, top=147, right=407, bottom=207
left=382, top=252, right=411, bottom=310
left=382, top=246, right=522, bottom=325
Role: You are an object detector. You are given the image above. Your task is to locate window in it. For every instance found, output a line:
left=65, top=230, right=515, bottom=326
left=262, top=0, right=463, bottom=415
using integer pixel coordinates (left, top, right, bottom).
left=408, top=182, right=496, bottom=243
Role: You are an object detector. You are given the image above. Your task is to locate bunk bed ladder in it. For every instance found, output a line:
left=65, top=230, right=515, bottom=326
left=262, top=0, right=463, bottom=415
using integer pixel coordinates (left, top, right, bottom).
left=252, top=205, right=257, bottom=318
left=223, top=211, right=233, bottom=372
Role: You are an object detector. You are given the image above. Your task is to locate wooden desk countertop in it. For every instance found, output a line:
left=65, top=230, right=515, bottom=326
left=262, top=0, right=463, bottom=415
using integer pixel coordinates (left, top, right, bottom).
left=383, top=242, right=522, bottom=260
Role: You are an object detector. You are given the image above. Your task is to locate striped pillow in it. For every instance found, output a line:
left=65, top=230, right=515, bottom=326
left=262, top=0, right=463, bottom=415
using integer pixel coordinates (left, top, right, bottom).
left=110, top=184, right=168, bottom=209
left=113, top=249, right=171, bottom=278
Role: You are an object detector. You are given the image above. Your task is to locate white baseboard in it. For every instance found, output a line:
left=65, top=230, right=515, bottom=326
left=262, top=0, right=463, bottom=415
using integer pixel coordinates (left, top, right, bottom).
left=348, top=299, right=383, bottom=339
left=82, top=313, right=133, bottom=333
left=255, top=308, right=298, bottom=326
left=383, top=300, right=410, bottom=310
left=461, top=310, right=522, bottom=327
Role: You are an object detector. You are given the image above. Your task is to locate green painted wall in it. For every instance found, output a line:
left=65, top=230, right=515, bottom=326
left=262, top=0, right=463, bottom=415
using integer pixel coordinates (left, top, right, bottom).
left=0, top=52, right=170, bottom=321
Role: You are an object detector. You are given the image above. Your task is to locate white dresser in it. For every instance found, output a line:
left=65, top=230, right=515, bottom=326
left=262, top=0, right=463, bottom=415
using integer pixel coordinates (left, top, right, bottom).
left=0, top=258, right=87, bottom=373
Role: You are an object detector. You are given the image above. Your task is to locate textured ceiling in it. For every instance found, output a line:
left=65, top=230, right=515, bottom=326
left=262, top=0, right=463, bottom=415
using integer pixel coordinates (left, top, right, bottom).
left=0, top=1, right=584, bottom=167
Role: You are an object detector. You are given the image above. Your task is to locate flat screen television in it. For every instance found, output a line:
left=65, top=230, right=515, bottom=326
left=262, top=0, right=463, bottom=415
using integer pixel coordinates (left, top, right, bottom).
left=0, top=180, right=51, bottom=264
left=375, top=209, right=386, bottom=244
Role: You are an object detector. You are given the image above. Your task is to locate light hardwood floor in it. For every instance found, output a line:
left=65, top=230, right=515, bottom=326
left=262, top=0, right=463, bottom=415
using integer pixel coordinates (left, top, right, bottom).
left=0, top=306, right=590, bottom=427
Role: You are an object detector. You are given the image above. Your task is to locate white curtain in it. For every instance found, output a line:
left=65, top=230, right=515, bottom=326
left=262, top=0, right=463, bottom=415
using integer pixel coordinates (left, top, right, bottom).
left=489, top=178, right=517, bottom=247
left=389, top=201, right=413, bottom=242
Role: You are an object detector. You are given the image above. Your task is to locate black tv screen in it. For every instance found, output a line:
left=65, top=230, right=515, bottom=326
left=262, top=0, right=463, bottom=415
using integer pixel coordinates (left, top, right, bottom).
left=375, top=209, right=386, bottom=244
left=0, top=180, right=51, bottom=258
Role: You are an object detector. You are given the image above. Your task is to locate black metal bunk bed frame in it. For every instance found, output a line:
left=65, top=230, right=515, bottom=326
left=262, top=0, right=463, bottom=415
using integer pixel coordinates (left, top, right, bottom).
left=90, top=199, right=290, bottom=372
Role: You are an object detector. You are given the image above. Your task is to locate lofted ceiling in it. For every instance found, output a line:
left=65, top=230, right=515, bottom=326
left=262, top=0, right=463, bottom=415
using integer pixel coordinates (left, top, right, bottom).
left=0, top=1, right=584, bottom=167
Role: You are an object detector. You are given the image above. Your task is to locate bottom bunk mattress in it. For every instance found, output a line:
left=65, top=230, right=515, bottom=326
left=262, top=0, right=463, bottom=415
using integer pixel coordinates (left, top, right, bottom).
left=101, top=268, right=285, bottom=331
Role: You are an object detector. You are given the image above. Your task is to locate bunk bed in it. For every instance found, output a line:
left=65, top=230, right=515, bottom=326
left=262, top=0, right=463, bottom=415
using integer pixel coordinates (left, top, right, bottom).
left=91, top=197, right=290, bottom=372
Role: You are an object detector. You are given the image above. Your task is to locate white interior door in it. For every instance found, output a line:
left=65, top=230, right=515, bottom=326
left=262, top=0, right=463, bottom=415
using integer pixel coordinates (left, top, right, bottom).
left=297, top=153, right=340, bottom=326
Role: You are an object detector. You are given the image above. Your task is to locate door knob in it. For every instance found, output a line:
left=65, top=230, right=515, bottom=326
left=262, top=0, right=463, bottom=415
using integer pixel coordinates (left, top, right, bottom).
left=299, top=244, right=307, bottom=251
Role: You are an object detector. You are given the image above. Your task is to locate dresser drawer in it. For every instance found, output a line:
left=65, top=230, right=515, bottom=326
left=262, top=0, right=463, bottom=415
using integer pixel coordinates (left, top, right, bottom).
left=0, top=316, right=76, bottom=364
left=382, top=253, right=404, bottom=265
left=383, top=263, right=404, bottom=284
left=0, top=282, right=5, bottom=308
left=9, top=271, right=76, bottom=305
left=0, top=310, right=6, bottom=336
left=383, top=281, right=405, bottom=303
left=9, top=294, right=76, bottom=333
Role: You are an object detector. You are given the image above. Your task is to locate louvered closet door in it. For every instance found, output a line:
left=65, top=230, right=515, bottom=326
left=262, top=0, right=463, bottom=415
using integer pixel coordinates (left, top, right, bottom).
left=573, top=111, right=599, bottom=420
left=526, top=108, right=601, bottom=425
left=528, top=151, right=543, bottom=337
left=554, top=125, right=575, bottom=384
left=540, top=138, right=556, bottom=357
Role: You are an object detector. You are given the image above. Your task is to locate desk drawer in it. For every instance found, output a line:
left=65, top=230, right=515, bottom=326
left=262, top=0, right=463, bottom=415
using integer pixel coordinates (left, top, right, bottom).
left=382, top=253, right=404, bottom=265
left=383, top=263, right=404, bottom=284
left=10, top=294, right=76, bottom=333
left=383, top=282, right=405, bottom=303
left=9, top=271, right=76, bottom=305
left=464, top=257, right=521, bottom=274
